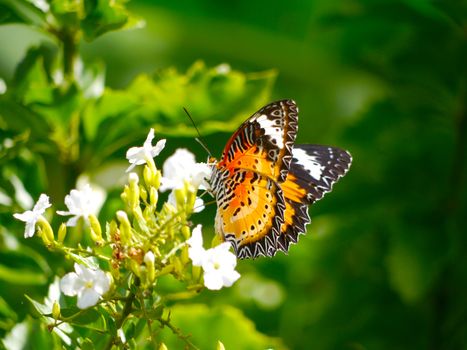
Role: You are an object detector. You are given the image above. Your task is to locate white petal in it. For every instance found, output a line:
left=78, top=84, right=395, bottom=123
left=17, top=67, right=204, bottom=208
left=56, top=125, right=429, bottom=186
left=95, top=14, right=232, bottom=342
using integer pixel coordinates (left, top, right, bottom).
left=187, top=225, right=206, bottom=266
left=24, top=220, right=36, bottom=238
left=203, top=270, right=224, bottom=290
left=221, top=269, right=241, bottom=287
left=92, top=271, right=111, bottom=294
left=13, top=211, right=33, bottom=223
left=143, top=128, right=155, bottom=147
left=187, top=224, right=203, bottom=247
left=150, top=139, right=166, bottom=158
left=77, top=289, right=100, bottom=309
left=33, top=194, right=51, bottom=213
left=60, top=273, right=80, bottom=296
left=126, top=162, right=138, bottom=173
left=193, top=197, right=205, bottom=213
left=126, top=146, right=144, bottom=160
left=65, top=216, right=79, bottom=227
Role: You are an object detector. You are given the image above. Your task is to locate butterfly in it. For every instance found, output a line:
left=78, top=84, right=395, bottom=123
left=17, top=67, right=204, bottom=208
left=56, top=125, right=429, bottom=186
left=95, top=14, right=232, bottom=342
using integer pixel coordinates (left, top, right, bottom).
left=208, top=99, right=352, bottom=259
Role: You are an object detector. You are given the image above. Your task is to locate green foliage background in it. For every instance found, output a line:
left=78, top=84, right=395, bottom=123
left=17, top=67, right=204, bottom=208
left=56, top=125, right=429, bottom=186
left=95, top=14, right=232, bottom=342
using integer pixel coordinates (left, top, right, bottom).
left=1, top=0, right=466, bottom=349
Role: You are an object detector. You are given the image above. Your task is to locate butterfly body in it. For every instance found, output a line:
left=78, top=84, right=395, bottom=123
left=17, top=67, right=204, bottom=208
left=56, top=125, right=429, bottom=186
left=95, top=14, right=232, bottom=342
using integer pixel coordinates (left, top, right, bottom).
left=209, top=100, right=351, bottom=259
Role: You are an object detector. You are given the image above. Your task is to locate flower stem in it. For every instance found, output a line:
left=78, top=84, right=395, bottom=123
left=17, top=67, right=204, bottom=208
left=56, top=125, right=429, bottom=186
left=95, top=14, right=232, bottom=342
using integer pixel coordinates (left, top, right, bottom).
left=104, top=278, right=139, bottom=350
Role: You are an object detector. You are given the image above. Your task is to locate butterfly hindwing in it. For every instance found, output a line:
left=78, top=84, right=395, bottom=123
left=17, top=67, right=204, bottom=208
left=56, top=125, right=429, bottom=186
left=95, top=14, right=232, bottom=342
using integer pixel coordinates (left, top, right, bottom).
left=275, top=145, right=352, bottom=253
left=291, top=144, right=352, bottom=202
left=213, top=169, right=286, bottom=259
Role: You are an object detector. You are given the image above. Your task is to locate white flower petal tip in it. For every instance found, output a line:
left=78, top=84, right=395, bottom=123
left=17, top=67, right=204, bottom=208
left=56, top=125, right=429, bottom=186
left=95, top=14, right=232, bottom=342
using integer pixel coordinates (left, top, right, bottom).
left=160, top=149, right=212, bottom=192
left=60, top=263, right=111, bottom=309
left=126, top=128, right=166, bottom=172
left=13, top=194, right=51, bottom=238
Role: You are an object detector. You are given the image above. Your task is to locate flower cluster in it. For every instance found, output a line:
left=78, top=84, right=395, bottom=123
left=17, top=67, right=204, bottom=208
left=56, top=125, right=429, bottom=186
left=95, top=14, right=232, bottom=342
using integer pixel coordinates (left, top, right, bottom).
left=13, top=128, right=240, bottom=317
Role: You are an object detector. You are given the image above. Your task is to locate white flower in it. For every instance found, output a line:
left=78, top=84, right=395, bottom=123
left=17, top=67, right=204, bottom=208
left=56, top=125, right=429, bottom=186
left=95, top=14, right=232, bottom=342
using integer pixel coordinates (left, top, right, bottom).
left=186, top=225, right=240, bottom=290
left=57, top=184, right=102, bottom=226
left=202, top=243, right=241, bottom=290
left=13, top=194, right=51, bottom=238
left=160, top=149, right=211, bottom=192
left=187, top=224, right=206, bottom=266
left=60, top=263, right=111, bottom=309
left=126, top=128, right=166, bottom=172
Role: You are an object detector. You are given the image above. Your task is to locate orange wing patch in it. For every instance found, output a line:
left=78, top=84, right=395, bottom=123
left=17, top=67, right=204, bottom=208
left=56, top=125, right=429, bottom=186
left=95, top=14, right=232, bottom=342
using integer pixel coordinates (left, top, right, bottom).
left=214, top=170, right=285, bottom=258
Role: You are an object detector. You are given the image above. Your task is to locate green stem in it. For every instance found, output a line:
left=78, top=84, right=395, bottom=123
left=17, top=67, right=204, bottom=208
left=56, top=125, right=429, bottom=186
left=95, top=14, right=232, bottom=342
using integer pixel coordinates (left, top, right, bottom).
left=104, top=279, right=139, bottom=350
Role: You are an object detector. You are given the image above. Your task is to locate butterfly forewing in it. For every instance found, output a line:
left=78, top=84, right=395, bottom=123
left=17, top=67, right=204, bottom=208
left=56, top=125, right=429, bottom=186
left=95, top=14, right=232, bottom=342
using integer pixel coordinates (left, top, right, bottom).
left=217, top=99, right=298, bottom=183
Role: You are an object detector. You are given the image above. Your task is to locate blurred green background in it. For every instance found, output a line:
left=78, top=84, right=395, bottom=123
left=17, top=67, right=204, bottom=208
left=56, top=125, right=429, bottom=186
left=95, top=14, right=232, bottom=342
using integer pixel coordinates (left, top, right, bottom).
left=1, top=0, right=466, bottom=349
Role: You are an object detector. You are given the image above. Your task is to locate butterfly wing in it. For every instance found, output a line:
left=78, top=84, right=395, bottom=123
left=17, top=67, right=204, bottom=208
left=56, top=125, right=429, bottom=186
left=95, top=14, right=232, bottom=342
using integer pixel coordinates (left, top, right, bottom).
left=211, top=100, right=298, bottom=258
left=277, top=145, right=352, bottom=251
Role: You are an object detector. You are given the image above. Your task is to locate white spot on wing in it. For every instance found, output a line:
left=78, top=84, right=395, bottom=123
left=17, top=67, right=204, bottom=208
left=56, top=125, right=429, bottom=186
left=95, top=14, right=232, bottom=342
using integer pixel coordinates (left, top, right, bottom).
left=293, top=148, right=324, bottom=180
left=255, top=114, right=284, bottom=148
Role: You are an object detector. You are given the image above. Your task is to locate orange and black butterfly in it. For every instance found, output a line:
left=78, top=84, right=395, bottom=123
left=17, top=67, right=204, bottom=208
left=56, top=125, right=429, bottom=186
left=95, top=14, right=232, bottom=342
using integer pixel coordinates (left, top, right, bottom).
left=208, top=99, right=352, bottom=259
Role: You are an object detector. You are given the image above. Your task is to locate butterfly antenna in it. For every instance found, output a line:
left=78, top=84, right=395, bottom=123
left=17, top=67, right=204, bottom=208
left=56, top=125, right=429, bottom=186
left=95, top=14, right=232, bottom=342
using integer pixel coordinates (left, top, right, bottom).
left=183, top=107, right=213, bottom=157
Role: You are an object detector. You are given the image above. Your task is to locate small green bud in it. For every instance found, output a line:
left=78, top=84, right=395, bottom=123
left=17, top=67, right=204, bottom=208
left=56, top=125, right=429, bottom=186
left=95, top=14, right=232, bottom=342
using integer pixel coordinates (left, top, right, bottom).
left=116, top=211, right=132, bottom=244
left=52, top=301, right=61, bottom=319
left=174, top=188, right=186, bottom=210
left=158, top=343, right=168, bottom=350
left=180, top=245, right=189, bottom=265
left=88, top=214, right=103, bottom=244
left=37, top=217, right=54, bottom=246
left=144, top=251, right=156, bottom=284
left=140, top=187, right=148, bottom=202
left=128, top=173, right=140, bottom=209
left=143, top=165, right=153, bottom=188
left=192, top=265, right=202, bottom=281
left=153, top=170, right=161, bottom=189
left=129, top=259, right=141, bottom=277
left=216, top=341, right=226, bottom=350
left=181, top=225, right=191, bottom=240
left=149, top=187, right=158, bottom=206
left=57, top=223, right=67, bottom=243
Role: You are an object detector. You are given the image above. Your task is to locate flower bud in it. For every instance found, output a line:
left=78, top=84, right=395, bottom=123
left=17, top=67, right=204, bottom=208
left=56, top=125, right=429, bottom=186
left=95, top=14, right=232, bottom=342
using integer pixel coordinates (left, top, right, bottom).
left=116, top=211, right=132, bottom=244
left=144, top=250, right=156, bottom=283
left=158, top=343, right=168, bottom=350
left=216, top=341, right=226, bottom=350
left=140, top=187, right=148, bottom=202
left=181, top=225, right=190, bottom=240
left=149, top=187, right=158, bottom=206
left=37, top=216, right=54, bottom=246
left=174, top=188, right=186, bottom=210
left=180, top=244, right=189, bottom=265
left=89, top=214, right=103, bottom=244
left=128, top=173, right=140, bottom=209
left=57, top=223, right=67, bottom=243
left=52, top=301, right=61, bottom=319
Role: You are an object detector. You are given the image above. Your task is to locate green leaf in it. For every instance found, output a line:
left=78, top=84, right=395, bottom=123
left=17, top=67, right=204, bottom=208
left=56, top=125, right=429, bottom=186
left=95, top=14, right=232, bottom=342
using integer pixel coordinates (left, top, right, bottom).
left=0, top=0, right=46, bottom=25
left=81, top=0, right=143, bottom=41
left=158, top=304, right=285, bottom=350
